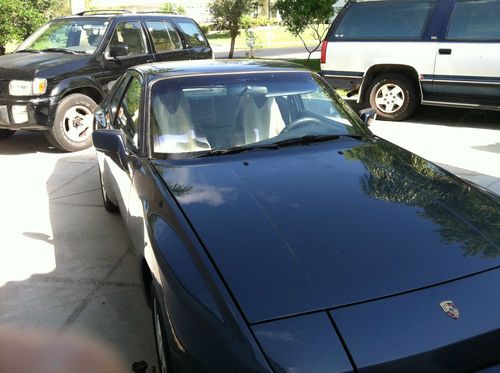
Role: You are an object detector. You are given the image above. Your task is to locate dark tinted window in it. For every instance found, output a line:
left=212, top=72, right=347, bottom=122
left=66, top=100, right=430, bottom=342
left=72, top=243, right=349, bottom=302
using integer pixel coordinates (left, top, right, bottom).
left=146, top=20, right=182, bottom=52
left=176, top=20, right=207, bottom=47
left=447, top=0, right=500, bottom=40
left=333, top=0, right=436, bottom=40
left=115, top=76, right=142, bottom=151
left=108, top=21, right=147, bottom=56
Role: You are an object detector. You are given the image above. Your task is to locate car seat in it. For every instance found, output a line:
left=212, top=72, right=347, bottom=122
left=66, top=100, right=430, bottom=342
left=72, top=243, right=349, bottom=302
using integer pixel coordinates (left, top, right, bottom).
left=152, top=87, right=211, bottom=153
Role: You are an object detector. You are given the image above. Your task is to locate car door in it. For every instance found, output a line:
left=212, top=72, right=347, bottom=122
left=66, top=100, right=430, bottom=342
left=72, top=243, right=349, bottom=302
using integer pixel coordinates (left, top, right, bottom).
left=433, top=0, right=500, bottom=105
left=144, top=19, right=189, bottom=62
left=99, top=20, right=154, bottom=91
left=107, top=72, right=144, bottom=224
left=173, top=18, right=213, bottom=59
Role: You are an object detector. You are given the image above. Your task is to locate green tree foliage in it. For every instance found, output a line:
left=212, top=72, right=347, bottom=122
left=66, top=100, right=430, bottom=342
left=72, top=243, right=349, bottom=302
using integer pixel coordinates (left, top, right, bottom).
left=209, top=0, right=256, bottom=58
left=161, top=2, right=186, bottom=15
left=0, top=0, right=62, bottom=54
left=275, top=0, right=337, bottom=60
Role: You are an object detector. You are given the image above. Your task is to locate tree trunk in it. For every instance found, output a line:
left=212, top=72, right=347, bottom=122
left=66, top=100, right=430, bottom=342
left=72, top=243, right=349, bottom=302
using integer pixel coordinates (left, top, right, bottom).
left=229, top=34, right=236, bottom=59
left=0, top=46, right=5, bottom=56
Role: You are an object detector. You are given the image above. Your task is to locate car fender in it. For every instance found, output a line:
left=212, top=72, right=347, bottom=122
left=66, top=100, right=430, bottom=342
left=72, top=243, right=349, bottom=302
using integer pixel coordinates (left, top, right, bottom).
left=49, top=76, right=105, bottom=102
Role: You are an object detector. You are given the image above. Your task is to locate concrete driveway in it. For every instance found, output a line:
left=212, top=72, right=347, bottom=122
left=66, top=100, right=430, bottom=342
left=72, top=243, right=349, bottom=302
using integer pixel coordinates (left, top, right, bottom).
left=368, top=106, right=500, bottom=195
left=0, top=133, right=156, bottom=370
left=0, top=105, right=498, bottom=371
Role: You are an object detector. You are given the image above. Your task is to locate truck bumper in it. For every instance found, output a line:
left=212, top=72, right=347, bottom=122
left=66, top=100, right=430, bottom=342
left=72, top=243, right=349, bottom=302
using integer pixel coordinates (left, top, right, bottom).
left=0, top=96, right=59, bottom=131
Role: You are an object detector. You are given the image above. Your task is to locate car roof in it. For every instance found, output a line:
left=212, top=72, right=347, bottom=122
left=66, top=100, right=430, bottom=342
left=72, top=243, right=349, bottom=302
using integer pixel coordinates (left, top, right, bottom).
left=53, top=13, right=189, bottom=22
left=132, top=59, right=312, bottom=81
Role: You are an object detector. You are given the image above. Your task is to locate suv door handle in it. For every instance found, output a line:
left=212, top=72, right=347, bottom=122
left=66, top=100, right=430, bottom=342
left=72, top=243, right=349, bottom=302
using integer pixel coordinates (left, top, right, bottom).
left=439, top=49, right=452, bottom=55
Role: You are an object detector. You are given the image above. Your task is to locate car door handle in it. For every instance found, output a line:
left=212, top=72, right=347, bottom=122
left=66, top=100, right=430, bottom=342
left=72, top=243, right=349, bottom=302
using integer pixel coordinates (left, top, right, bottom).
left=439, top=48, right=452, bottom=55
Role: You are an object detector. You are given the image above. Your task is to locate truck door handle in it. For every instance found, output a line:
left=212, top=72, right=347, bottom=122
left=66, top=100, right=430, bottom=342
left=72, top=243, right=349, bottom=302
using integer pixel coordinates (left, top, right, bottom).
left=439, top=49, right=452, bottom=55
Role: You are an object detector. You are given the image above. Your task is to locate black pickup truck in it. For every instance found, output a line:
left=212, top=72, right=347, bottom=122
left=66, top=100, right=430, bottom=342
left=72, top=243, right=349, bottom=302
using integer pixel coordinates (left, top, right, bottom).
left=0, top=10, right=212, bottom=151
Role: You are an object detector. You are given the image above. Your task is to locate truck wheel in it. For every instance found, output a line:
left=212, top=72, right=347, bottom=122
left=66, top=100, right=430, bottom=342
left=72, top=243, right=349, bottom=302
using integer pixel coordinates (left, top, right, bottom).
left=368, top=73, right=419, bottom=121
left=0, top=129, right=15, bottom=139
left=46, top=93, right=97, bottom=152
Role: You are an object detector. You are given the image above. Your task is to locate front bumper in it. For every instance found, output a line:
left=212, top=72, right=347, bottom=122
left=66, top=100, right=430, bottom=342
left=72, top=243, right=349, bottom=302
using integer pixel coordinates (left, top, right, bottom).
left=0, top=96, right=59, bottom=131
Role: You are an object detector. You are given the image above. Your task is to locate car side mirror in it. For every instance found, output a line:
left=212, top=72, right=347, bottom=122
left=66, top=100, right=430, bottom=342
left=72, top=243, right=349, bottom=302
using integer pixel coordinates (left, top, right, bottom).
left=92, top=129, right=128, bottom=170
left=359, top=108, right=377, bottom=126
left=109, top=42, right=129, bottom=58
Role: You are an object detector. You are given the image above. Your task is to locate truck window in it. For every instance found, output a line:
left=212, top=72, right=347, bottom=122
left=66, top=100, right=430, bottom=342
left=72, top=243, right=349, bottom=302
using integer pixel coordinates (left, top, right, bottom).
left=176, top=20, right=207, bottom=47
left=108, top=21, right=147, bottom=56
left=447, top=0, right=500, bottom=40
left=333, top=0, right=437, bottom=40
left=146, top=21, right=182, bottom=52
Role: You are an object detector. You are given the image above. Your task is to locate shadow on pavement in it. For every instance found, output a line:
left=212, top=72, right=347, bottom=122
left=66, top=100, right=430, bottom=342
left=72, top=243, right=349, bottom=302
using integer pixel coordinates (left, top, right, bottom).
left=0, top=152, right=156, bottom=369
left=0, top=131, right=64, bottom=155
left=411, top=106, right=500, bottom=130
left=346, top=99, right=500, bottom=130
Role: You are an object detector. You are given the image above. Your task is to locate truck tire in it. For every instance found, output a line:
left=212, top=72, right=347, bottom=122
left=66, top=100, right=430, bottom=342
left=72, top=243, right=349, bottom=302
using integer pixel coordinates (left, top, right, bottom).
left=45, top=93, right=97, bottom=152
left=368, top=73, right=419, bottom=121
left=0, top=129, right=15, bottom=139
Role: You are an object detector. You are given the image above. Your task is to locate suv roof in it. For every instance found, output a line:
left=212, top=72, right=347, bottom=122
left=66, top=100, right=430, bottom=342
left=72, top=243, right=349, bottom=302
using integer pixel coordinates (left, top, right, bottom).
left=58, top=11, right=188, bottom=21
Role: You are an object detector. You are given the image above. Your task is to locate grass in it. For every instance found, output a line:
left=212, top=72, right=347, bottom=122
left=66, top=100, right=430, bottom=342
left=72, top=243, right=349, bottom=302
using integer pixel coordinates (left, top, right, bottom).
left=207, top=25, right=328, bottom=51
left=286, top=58, right=321, bottom=72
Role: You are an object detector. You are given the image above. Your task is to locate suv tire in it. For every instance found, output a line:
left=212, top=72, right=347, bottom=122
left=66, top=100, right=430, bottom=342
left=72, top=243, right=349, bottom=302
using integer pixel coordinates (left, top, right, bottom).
left=0, top=129, right=15, bottom=139
left=45, top=93, right=97, bottom=152
left=368, top=73, right=419, bottom=121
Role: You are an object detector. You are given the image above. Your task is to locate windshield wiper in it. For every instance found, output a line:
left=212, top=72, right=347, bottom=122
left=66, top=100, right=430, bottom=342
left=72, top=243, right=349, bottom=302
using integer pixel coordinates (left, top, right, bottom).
left=272, top=134, right=341, bottom=147
left=272, top=134, right=364, bottom=148
left=16, top=49, right=43, bottom=53
left=41, top=48, right=82, bottom=54
left=194, top=143, right=279, bottom=158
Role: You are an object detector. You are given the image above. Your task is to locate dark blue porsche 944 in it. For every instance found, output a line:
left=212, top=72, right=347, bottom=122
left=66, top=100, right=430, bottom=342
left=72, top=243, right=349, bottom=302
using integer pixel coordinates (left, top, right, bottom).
left=92, top=60, right=500, bottom=373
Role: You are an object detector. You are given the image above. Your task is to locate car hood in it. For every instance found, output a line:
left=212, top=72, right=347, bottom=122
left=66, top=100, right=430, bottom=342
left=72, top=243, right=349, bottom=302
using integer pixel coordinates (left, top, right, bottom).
left=152, top=138, right=500, bottom=323
left=0, top=52, right=92, bottom=80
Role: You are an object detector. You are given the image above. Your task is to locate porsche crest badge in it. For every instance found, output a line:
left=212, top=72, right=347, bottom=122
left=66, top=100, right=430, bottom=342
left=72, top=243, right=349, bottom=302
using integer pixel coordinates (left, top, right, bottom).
left=440, top=300, right=460, bottom=320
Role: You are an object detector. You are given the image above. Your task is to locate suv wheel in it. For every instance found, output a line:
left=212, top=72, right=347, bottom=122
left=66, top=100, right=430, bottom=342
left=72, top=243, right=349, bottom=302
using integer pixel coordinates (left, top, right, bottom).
left=368, top=73, right=419, bottom=121
left=0, top=129, right=15, bottom=139
left=46, top=93, right=97, bottom=152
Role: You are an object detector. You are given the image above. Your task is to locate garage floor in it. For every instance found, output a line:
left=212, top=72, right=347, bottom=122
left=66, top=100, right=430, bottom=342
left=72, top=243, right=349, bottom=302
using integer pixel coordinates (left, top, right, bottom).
left=0, top=132, right=157, bottom=370
left=0, top=106, right=498, bottom=371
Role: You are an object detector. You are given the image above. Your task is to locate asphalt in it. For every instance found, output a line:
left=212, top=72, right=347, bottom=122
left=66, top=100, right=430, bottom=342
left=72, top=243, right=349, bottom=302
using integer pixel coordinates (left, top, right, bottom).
left=0, top=103, right=498, bottom=371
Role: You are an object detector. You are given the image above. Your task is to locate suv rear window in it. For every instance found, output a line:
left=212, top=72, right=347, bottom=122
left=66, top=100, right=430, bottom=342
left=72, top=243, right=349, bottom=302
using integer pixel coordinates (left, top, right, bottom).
left=176, top=20, right=208, bottom=47
left=447, top=0, right=500, bottom=41
left=333, top=0, right=437, bottom=40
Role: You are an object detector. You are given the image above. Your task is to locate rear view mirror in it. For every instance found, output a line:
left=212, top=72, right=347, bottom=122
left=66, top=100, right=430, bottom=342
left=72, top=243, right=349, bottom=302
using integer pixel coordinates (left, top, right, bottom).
left=109, top=42, right=129, bottom=58
left=92, top=129, right=128, bottom=170
left=359, top=108, right=377, bottom=126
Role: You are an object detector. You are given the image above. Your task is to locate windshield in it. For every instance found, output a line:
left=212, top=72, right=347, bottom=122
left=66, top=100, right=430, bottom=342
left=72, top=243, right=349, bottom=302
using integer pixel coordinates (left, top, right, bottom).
left=150, top=72, right=366, bottom=157
left=17, top=18, right=109, bottom=54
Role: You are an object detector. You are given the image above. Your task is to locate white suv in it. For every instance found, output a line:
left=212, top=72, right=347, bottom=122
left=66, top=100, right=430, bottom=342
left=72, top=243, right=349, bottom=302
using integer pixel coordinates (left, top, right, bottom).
left=321, top=0, right=500, bottom=120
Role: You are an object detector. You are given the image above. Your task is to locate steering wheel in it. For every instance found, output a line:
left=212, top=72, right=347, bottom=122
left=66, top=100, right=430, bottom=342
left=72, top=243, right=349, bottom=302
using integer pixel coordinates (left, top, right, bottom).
left=283, top=116, right=324, bottom=133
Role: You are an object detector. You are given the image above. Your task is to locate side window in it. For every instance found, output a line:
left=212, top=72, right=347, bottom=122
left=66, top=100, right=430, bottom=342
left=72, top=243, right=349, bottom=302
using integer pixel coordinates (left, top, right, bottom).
left=109, top=76, right=130, bottom=125
left=115, top=76, right=142, bottom=151
left=146, top=20, right=182, bottom=52
left=333, top=1, right=436, bottom=40
left=176, top=20, right=207, bottom=47
left=108, top=21, right=147, bottom=56
left=447, top=0, right=500, bottom=40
